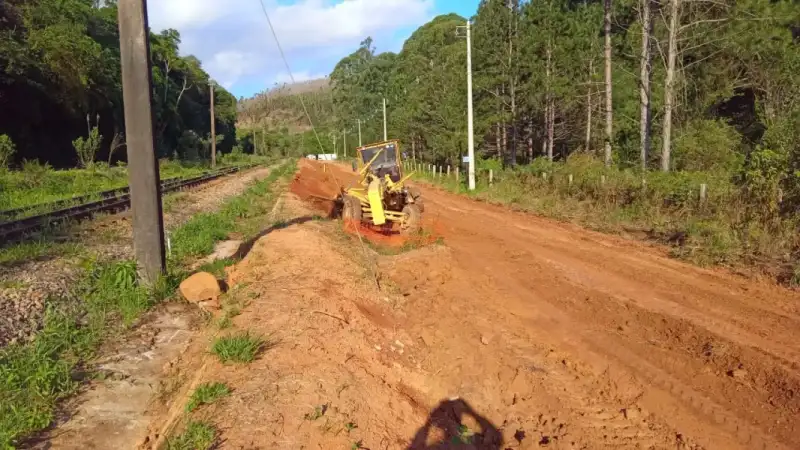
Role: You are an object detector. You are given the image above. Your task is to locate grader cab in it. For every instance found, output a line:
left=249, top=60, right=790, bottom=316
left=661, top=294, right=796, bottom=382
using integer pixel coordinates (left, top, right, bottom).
left=340, top=140, right=423, bottom=234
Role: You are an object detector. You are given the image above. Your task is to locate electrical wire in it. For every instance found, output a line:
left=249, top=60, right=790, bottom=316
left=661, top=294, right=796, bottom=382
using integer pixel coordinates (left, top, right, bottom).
left=257, top=0, right=325, bottom=153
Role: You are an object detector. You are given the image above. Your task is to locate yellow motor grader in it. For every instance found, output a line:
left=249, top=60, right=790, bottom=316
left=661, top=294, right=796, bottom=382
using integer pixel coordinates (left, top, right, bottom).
left=339, top=140, right=424, bottom=234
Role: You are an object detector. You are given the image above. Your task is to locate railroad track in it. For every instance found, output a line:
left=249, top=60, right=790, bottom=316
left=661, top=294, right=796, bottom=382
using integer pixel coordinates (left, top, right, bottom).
left=0, top=164, right=257, bottom=243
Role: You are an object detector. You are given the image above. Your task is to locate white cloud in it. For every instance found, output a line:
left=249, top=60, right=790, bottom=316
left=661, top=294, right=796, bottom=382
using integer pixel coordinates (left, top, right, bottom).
left=146, top=0, right=435, bottom=96
left=205, top=51, right=257, bottom=88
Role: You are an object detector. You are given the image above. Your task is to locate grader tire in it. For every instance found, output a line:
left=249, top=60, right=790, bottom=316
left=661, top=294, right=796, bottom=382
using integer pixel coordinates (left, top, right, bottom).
left=342, top=195, right=362, bottom=222
left=400, top=204, right=422, bottom=235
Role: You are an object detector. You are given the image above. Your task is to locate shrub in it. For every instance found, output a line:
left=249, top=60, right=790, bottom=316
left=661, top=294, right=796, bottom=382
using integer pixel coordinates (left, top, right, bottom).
left=0, top=134, right=16, bottom=168
left=674, top=120, right=742, bottom=173
left=73, top=126, right=102, bottom=168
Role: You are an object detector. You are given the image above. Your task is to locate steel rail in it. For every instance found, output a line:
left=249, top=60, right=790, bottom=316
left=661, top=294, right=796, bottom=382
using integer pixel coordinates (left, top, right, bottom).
left=0, top=164, right=256, bottom=243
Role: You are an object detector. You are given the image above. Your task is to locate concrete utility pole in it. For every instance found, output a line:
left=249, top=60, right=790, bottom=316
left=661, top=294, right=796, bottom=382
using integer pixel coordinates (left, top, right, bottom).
left=464, top=20, right=476, bottom=190
left=253, top=129, right=258, bottom=155
left=210, top=82, right=216, bottom=168
left=358, top=119, right=362, bottom=147
left=117, top=0, right=165, bottom=282
left=343, top=128, right=347, bottom=158
left=382, top=98, right=388, bottom=141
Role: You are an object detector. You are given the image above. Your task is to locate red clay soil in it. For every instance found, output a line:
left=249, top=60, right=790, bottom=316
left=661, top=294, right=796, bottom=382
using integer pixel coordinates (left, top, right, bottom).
left=289, top=159, right=344, bottom=216
left=143, top=160, right=800, bottom=450
left=303, top=160, right=800, bottom=450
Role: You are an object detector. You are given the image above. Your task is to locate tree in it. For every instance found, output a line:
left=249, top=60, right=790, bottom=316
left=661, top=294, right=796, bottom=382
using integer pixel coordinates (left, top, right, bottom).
left=638, top=0, right=654, bottom=170
left=604, top=0, right=613, bottom=166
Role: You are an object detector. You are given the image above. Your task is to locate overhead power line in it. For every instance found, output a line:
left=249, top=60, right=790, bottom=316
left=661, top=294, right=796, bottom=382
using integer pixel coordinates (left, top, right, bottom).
left=257, top=0, right=325, bottom=153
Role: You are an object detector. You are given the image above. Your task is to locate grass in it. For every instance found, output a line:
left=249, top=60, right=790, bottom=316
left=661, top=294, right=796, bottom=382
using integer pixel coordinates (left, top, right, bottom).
left=170, top=161, right=296, bottom=264
left=165, top=421, right=217, bottom=450
left=0, top=259, right=156, bottom=447
left=0, top=160, right=295, bottom=448
left=197, top=258, right=238, bottom=279
left=216, top=305, right=241, bottom=330
left=0, top=156, right=269, bottom=214
left=0, top=239, right=82, bottom=267
left=211, top=331, right=265, bottom=363
left=186, top=382, right=231, bottom=413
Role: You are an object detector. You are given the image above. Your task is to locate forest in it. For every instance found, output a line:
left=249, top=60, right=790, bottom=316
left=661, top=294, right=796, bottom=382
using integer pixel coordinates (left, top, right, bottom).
left=0, top=0, right=238, bottom=168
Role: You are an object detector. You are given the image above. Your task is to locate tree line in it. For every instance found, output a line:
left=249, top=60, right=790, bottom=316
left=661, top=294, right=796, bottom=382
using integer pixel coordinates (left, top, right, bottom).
left=0, top=0, right=238, bottom=169
left=327, top=0, right=798, bottom=209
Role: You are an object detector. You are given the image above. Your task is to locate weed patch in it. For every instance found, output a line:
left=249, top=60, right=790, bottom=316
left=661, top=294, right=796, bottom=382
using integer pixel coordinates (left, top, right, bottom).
left=166, top=421, right=217, bottom=450
left=186, top=382, right=231, bottom=413
left=211, top=331, right=265, bottom=364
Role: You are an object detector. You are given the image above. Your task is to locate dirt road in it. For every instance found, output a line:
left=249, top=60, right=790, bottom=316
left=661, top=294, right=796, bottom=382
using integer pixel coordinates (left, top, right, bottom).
left=149, top=160, right=800, bottom=449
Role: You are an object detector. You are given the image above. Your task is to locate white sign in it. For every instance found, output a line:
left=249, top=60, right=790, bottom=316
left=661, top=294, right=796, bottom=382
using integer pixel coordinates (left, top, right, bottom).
left=462, top=156, right=471, bottom=163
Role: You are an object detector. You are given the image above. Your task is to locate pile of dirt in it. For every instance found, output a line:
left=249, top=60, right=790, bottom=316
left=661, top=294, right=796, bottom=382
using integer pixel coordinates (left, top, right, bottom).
left=289, top=160, right=344, bottom=216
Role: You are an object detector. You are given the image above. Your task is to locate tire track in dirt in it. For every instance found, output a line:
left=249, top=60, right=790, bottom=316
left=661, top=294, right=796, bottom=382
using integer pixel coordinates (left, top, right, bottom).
left=144, top=160, right=799, bottom=450
left=410, top=182, right=800, bottom=450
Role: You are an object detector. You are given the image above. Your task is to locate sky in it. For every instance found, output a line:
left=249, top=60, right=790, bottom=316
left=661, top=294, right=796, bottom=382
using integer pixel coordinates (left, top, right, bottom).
left=146, top=0, right=480, bottom=99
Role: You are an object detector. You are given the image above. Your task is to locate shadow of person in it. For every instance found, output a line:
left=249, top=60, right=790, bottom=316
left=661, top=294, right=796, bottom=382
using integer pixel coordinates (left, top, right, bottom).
left=407, top=398, right=503, bottom=450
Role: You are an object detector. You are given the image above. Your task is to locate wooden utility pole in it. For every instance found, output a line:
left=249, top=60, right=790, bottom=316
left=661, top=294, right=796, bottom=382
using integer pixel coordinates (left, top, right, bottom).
left=117, top=0, right=165, bottom=282
left=210, top=82, right=216, bottom=168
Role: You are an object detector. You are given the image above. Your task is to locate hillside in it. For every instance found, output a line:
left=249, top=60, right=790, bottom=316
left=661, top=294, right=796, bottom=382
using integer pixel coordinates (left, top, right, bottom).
left=237, top=78, right=333, bottom=131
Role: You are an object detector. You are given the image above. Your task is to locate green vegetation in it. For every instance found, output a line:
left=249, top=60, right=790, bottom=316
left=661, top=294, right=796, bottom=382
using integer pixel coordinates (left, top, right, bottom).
left=0, top=259, right=162, bottom=447
left=169, top=161, right=296, bottom=264
left=211, top=331, right=265, bottom=364
left=0, top=134, right=15, bottom=168
left=186, top=382, right=231, bottom=413
left=0, top=155, right=267, bottom=214
left=0, top=1, right=239, bottom=169
left=0, top=161, right=294, bottom=447
left=166, top=421, right=217, bottom=450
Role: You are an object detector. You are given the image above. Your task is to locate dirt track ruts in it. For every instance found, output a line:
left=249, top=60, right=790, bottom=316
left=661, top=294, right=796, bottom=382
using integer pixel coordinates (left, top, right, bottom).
left=138, top=160, right=800, bottom=450
left=309, top=159, right=800, bottom=449
left=405, top=174, right=800, bottom=449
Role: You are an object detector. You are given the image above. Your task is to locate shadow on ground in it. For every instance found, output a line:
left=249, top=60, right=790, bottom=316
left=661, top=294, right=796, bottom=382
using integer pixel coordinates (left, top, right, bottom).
left=407, top=398, right=503, bottom=449
left=233, top=215, right=319, bottom=259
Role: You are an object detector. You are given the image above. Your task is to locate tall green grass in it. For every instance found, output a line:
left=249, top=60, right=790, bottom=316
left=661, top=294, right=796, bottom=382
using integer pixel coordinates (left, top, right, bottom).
left=0, top=160, right=294, bottom=448
left=0, top=155, right=269, bottom=213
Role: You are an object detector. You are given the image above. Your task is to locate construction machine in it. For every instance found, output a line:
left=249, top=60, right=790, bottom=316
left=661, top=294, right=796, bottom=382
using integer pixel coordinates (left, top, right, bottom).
left=338, top=139, right=423, bottom=234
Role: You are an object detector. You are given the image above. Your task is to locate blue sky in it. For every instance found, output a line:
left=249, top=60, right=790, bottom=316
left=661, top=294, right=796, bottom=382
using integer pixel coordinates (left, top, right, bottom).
left=146, top=0, right=480, bottom=98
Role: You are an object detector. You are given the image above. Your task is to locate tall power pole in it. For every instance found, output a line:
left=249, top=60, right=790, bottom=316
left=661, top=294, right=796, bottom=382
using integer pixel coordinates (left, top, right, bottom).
left=253, top=129, right=258, bottom=155
left=117, top=0, right=165, bottom=282
left=466, top=20, right=476, bottom=191
left=358, top=119, right=362, bottom=146
left=382, top=98, right=388, bottom=141
left=343, top=128, right=347, bottom=158
left=210, top=82, right=216, bottom=168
